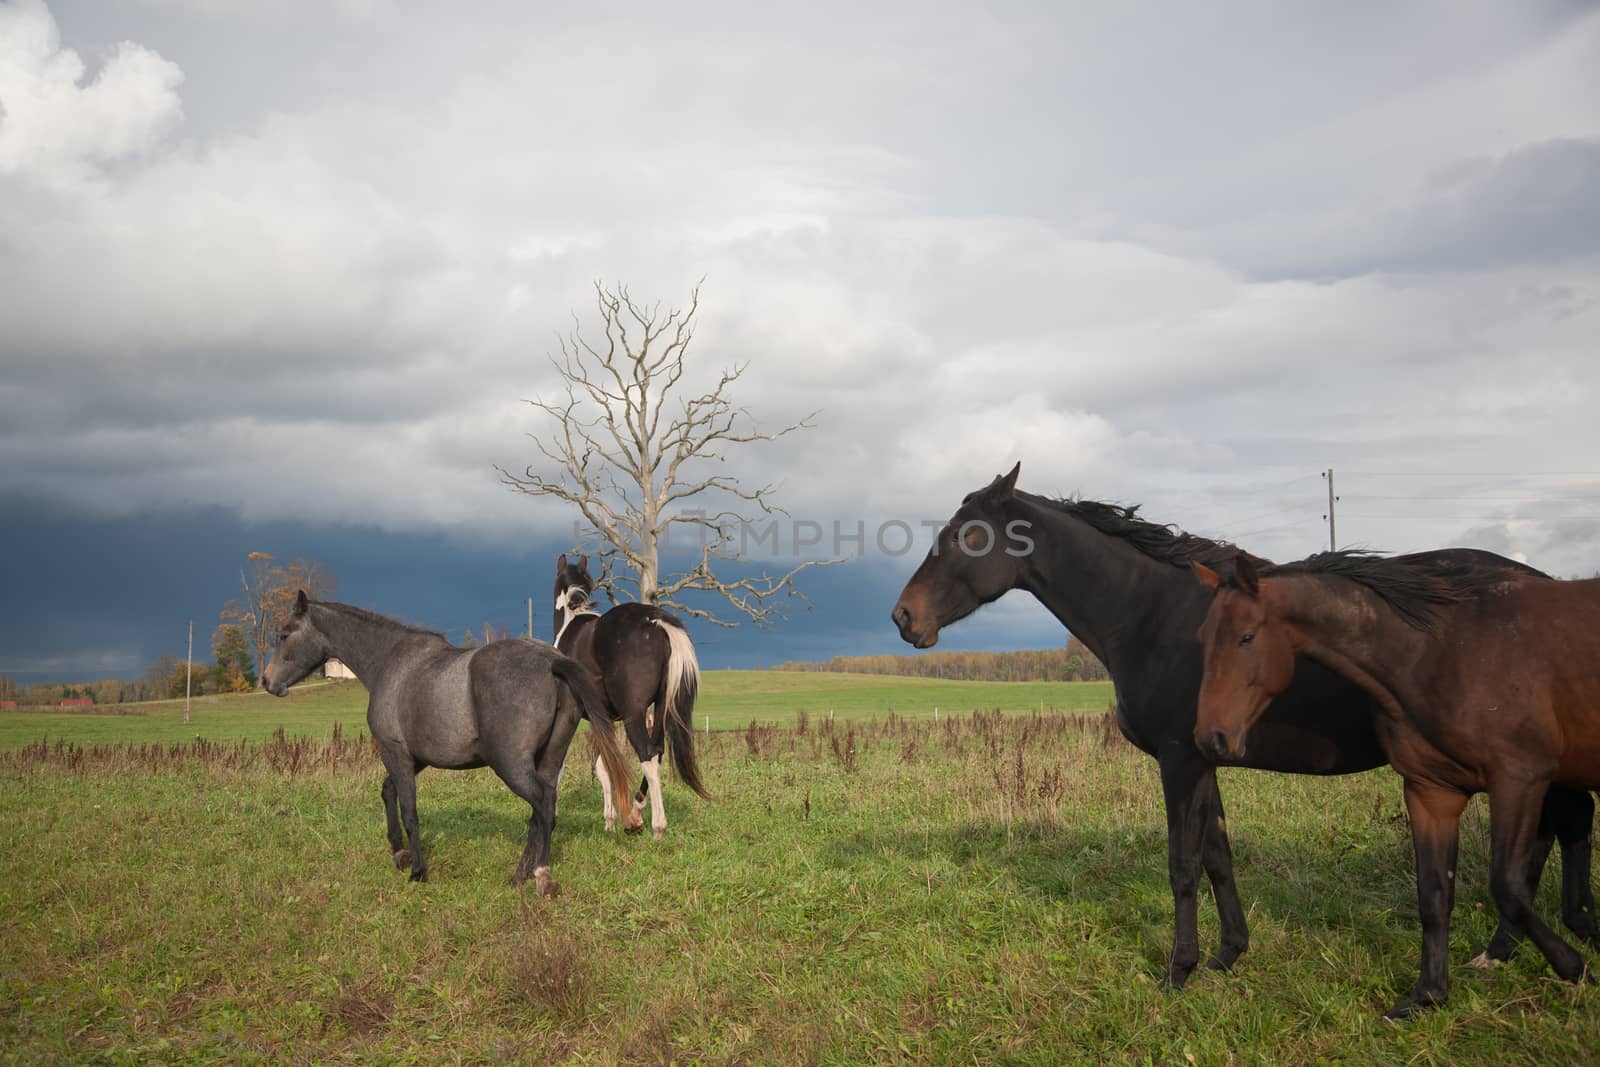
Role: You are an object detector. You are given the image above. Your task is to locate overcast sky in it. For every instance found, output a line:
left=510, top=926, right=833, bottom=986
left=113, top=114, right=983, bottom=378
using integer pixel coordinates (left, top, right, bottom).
left=2, top=0, right=1598, bottom=680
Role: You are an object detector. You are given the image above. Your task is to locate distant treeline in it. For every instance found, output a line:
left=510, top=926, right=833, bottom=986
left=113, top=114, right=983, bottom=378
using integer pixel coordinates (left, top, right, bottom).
left=772, top=638, right=1109, bottom=683
left=0, top=653, right=240, bottom=708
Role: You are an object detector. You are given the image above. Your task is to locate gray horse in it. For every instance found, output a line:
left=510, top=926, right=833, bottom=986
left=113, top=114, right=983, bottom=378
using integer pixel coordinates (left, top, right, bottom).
left=262, top=592, right=636, bottom=897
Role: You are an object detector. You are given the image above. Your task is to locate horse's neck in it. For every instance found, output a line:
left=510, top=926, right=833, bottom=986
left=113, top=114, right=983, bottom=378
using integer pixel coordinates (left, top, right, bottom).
left=555, top=607, right=598, bottom=651
left=1011, top=497, right=1195, bottom=670
left=312, top=606, right=426, bottom=687
left=1274, top=577, right=1430, bottom=719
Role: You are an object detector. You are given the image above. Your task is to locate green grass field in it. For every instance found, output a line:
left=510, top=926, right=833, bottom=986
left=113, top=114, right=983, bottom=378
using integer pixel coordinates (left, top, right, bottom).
left=4, top=674, right=1598, bottom=1064
left=0, top=672, right=1112, bottom=750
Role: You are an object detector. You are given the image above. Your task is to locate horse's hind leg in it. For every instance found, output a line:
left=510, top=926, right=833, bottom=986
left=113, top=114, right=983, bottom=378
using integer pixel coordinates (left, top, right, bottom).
left=593, top=754, right=619, bottom=832
left=1487, top=779, right=1587, bottom=983
left=1477, top=785, right=1595, bottom=963
left=381, top=774, right=407, bottom=869
left=1552, top=788, right=1599, bottom=947
left=506, top=774, right=555, bottom=896
left=1200, top=777, right=1249, bottom=971
left=624, top=709, right=666, bottom=840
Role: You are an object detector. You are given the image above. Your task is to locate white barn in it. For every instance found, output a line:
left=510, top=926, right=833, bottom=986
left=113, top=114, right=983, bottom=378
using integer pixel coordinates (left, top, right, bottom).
left=323, top=658, right=357, bottom=680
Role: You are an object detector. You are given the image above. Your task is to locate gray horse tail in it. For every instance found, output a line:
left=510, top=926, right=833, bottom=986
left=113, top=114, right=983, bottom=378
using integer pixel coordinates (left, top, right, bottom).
left=651, top=616, right=710, bottom=799
left=552, top=657, right=636, bottom=823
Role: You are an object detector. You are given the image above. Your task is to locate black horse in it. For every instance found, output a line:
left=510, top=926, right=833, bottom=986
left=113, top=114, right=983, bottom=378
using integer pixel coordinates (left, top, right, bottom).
left=262, top=592, right=636, bottom=896
left=554, top=555, right=710, bottom=839
left=890, top=463, right=1596, bottom=986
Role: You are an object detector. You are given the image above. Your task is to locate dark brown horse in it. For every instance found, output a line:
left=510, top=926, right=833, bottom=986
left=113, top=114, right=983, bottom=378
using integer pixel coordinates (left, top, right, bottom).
left=554, top=555, right=710, bottom=838
left=1193, top=551, right=1600, bottom=1016
left=891, top=464, right=1595, bottom=996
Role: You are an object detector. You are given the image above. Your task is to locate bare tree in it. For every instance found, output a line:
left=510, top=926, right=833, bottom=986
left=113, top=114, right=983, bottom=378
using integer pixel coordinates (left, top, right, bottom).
left=497, top=280, right=831, bottom=627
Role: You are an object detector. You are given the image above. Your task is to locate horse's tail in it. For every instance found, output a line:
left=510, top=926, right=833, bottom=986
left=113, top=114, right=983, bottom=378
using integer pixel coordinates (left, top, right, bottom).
left=552, top=656, right=636, bottom=825
left=651, top=615, right=711, bottom=800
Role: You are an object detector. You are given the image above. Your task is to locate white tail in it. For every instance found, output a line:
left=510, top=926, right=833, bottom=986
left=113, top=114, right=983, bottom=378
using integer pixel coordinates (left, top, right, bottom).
left=651, top=616, right=699, bottom=728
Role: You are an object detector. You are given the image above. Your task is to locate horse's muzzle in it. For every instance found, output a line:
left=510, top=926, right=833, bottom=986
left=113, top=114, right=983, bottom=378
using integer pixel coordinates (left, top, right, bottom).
left=1196, top=727, right=1245, bottom=762
left=891, top=603, right=937, bottom=648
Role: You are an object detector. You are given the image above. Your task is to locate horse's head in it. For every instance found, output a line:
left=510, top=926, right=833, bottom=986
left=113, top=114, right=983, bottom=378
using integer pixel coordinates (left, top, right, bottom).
left=262, top=591, right=330, bottom=696
left=553, top=554, right=597, bottom=642
left=892, top=462, right=1031, bottom=649
left=1192, top=555, right=1296, bottom=760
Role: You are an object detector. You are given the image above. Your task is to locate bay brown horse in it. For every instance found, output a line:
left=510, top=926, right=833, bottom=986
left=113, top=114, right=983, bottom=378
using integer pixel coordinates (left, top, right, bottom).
left=262, top=592, right=636, bottom=896
left=891, top=463, right=1594, bottom=995
left=554, top=555, right=710, bottom=839
left=1193, top=551, right=1600, bottom=1017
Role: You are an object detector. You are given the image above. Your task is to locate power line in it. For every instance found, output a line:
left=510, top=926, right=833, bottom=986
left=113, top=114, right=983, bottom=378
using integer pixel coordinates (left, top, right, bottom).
left=1343, top=494, right=1600, bottom=502
left=1339, top=471, right=1600, bottom=478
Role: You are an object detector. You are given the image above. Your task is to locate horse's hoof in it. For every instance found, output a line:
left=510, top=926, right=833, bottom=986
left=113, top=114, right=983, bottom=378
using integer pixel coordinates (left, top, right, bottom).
left=604, top=819, right=616, bottom=833
left=539, top=879, right=562, bottom=900
left=392, top=849, right=410, bottom=870
left=1204, top=947, right=1245, bottom=972
left=1467, top=951, right=1499, bottom=970
left=652, top=828, right=666, bottom=841
left=1383, top=991, right=1443, bottom=1021
left=408, top=870, right=427, bottom=883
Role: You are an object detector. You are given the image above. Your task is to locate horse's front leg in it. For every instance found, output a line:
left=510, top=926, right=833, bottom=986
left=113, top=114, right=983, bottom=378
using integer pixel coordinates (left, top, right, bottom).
left=1157, top=746, right=1217, bottom=988
left=379, top=746, right=427, bottom=883
left=1388, top=779, right=1468, bottom=1019
left=381, top=774, right=407, bottom=869
left=1199, top=774, right=1250, bottom=971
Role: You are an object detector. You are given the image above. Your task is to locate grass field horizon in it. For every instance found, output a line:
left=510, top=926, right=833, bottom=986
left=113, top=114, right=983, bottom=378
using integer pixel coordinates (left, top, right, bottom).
left=0, top=671, right=1114, bottom=750
left=7, top=673, right=1600, bottom=1063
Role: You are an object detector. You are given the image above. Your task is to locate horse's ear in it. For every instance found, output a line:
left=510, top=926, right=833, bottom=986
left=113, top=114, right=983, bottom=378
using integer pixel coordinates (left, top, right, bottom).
left=988, top=461, right=1021, bottom=500
left=1191, top=561, right=1223, bottom=592
left=1233, top=554, right=1260, bottom=596
left=558, top=553, right=568, bottom=571
left=578, top=556, right=591, bottom=575
left=294, top=589, right=309, bottom=615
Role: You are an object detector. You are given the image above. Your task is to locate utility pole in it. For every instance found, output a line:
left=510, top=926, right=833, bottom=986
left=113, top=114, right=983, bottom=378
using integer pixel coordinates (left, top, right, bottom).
left=527, top=597, right=533, bottom=640
left=1323, top=468, right=1338, bottom=551
left=184, top=619, right=193, bottom=725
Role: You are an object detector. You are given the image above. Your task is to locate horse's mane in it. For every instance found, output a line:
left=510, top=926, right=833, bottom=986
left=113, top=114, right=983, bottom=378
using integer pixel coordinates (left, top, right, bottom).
left=311, top=600, right=445, bottom=639
left=1023, top=494, right=1270, bottom=570
left=1262, top=549, right=1530, bottom=630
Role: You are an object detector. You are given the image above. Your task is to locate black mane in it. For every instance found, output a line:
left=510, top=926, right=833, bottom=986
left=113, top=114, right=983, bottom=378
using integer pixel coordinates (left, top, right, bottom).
left=311, top=600, right=445, bottom=639
left=1025, top=494, right=1270, bottom=570
left=1263, top=550, right=1509, bottom=630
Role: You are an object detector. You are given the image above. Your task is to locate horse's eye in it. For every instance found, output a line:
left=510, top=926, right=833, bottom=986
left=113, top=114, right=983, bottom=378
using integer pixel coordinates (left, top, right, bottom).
left=1239, top=632, right=1255, bottom=646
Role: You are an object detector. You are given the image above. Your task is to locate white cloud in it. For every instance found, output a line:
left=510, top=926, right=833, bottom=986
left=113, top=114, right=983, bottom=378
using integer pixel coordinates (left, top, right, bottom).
left=3, top=0, right=1600, bottom=588
left=0, top=0, right=182, bottom=185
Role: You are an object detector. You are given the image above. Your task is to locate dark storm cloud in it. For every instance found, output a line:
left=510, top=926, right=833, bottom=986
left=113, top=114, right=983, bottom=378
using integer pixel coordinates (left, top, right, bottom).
left=3, top=0, right=1599, bottom=678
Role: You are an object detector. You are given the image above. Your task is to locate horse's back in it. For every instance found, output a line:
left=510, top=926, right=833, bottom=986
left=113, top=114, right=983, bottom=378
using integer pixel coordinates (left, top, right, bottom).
left=384, top=643, right=485, bottom=769
left=1457, top=577, right=1600, bottom=783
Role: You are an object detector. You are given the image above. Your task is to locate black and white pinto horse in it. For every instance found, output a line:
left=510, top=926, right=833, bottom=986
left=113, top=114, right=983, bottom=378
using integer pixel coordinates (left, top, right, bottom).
left=554, top=555, right=710, bottom=839
left=262, top=592, right=636, bottom=896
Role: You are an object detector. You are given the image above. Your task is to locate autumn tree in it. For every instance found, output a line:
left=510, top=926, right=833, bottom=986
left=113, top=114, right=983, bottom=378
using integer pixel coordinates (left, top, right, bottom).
left=166, top=660, right=210, bottom=699
left=221, top=553, right=338, bottom=686
left=211, top=624, right=256, bottom=693
left=498, top=281, right=831, bottom=627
